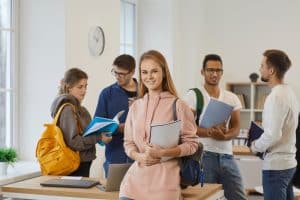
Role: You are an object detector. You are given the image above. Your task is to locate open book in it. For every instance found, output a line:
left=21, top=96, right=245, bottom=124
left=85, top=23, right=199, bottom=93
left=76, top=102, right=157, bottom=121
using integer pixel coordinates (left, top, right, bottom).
left=83, top=110, right=125, bottom=146
left=150, top=120, right=181, bottom=161
left=199, top=98, right=234, bottom=128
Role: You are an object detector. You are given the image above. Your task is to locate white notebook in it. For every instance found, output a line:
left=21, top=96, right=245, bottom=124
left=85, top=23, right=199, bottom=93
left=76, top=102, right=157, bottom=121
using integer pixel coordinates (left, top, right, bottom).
left=150, top=120, right=181, bottom=161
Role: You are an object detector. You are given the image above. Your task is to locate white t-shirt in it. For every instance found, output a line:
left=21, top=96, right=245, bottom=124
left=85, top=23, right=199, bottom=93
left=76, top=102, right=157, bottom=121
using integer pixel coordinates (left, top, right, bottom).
left=184, top=86, right=242, bottom=155
left=251, top=84, right=299, bottom=170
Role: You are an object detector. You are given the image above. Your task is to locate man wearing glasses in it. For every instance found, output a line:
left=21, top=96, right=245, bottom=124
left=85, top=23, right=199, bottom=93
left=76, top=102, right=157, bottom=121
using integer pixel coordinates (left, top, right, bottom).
left=184, top=54, right=247, bottom=200
left=94, top=54, right=137, bottom=177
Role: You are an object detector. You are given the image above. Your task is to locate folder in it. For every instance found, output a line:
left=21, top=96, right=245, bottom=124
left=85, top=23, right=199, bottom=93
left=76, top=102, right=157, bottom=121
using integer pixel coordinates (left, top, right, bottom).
left=83, top=110, right=125, bottom=146
left=199, top=98, right=234, bottom=128
left=246, top=121, right=264, bottom=147
left=150, top=120, right=181, bottom=161
left=247, top=121, right=266, bottom=159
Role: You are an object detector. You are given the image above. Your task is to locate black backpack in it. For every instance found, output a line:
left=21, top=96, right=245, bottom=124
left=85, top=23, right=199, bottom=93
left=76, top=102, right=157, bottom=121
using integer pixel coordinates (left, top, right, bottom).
left=293, top=113, right=300, bottom=188
left=172, top=98, right=204, bottom=189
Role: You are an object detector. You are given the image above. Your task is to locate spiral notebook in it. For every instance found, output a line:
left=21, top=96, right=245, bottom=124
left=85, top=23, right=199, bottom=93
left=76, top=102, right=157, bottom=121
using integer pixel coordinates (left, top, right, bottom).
left=150, top=120, right=181, bottom=161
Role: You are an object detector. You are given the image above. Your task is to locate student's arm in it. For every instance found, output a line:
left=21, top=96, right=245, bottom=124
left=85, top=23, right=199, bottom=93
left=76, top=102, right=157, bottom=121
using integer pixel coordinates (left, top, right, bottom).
left=144, top=144, right=181, bottom=162
left=196, top=127, right=214, bottom=137
left=226, top=109, right=241, bottom=139
left=59, top=106, right=100, bottom=151
left=252, top=96, right=288, bottom=152
left=94, top=90, right=108, bottom=118
left=118, top=123, right=125, bottom=133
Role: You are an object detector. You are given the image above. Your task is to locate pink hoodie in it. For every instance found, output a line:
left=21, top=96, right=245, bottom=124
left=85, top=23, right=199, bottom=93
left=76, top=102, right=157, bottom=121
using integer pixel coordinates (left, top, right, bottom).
left=119, top=92, right=198, bottom=200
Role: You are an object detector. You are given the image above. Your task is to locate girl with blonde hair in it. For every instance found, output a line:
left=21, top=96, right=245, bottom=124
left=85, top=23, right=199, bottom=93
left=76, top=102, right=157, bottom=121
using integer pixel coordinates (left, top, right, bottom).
left=119, top=50, right=198, bottom=200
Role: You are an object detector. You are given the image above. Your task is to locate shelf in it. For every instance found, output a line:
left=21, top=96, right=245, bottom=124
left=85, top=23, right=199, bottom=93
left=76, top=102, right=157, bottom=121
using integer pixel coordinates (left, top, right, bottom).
left=240, top=109, right=252, bottom=112
left=226, top=82, right=270, bottom=130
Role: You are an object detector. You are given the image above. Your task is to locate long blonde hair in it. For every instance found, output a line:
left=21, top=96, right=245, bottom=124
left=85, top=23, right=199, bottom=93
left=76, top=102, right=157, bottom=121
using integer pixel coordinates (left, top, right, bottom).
left=138, top=50, right=178, bottom=98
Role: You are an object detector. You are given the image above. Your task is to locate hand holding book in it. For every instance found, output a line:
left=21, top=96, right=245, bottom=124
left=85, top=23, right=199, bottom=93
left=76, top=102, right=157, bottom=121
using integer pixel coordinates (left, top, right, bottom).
left=150, top=120, right=181, bottom=161
left=247, top=121, right=266, bottom=159
left=209, top=123, right=227, bottom=140
left=83, top=110, right=125, bottom=146
left=247, top=121, right=264, bottom=147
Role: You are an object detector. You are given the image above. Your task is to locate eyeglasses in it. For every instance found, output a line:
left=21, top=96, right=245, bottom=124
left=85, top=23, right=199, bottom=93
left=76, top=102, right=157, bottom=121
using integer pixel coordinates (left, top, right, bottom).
left=205, top=68, right=224, bottom=74
left=111, top=69, right=131, bottom=78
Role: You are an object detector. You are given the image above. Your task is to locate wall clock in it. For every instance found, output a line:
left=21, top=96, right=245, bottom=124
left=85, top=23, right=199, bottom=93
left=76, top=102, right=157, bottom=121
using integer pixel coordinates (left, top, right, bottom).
left=88, top=26, right=105, bottom=56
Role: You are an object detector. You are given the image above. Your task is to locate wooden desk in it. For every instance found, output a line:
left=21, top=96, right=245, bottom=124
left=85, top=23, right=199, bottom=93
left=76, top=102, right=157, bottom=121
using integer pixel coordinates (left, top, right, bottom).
left=0, top=161, right=41, bottom=199
left=233, top=145, right=255, bottom=156
left=2, top=176, right=224, bottom=200
left=182, top=184, right=224, bottom=200
left=2, top=176, right=118, bottom=200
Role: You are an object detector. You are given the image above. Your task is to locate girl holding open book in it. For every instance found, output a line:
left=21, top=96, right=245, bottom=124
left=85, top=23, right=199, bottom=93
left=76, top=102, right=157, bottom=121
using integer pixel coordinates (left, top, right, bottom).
left=50, top=68, right=111, bottom=176
left=119, top=50, right=198, bottom=200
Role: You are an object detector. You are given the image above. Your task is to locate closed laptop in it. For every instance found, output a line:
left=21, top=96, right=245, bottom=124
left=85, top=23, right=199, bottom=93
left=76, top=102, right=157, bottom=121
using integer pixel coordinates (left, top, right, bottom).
left=40, top=179, right=99, bottom=188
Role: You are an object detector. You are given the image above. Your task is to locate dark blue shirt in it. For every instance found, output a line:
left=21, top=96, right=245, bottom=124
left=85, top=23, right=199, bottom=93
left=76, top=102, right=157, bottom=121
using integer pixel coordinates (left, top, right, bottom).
left=94, top=81, right=137, bottom=166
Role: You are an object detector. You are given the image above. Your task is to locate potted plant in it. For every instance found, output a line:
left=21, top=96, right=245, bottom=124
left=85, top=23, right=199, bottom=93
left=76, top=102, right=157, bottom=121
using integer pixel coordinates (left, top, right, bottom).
left=0, top=147, right=18, bottom=175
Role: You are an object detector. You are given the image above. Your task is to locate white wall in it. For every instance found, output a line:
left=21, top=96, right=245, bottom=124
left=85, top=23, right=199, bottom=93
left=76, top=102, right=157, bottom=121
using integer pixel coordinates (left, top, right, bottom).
left=175, top=0, right=300, bottom=97
left=19, top=0, right=300, bottom=167
left=137, top=0, right=175, bottom=73
left=138, top=0, right=300, bottom=99
left=19, top=0, right=120, bottom=165
left=65, top=0, right=120, bottom=114
left=19, top=0, right=66, bottom=160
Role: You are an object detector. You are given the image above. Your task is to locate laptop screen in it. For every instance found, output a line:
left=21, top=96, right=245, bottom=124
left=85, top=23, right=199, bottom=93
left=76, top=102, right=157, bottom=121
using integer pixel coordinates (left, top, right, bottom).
left=100, top=163, right=132, bottom=191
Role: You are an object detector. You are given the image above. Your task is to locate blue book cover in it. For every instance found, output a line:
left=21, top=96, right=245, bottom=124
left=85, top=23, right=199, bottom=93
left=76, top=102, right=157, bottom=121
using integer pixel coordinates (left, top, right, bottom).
left=247, top=121, right=265, bottom=159
left=83, top=110, right=124, bottom=146
left=199, top=98, right=234, bottom=128
left=247, top=121, right=264, bottom=147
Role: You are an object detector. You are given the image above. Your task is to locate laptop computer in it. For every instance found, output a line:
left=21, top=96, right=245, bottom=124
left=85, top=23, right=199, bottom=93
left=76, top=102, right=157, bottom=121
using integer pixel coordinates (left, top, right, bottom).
left=96, top=163, right=132, bottom=192
left=40, top=178, right=99, bottom=188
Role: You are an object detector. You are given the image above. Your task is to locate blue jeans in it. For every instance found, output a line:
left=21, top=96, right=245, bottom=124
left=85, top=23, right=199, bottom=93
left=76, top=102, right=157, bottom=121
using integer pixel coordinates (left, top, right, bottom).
left=203, top=151, right=247, bottom=200
left=263, top=167, right=296, bottom=200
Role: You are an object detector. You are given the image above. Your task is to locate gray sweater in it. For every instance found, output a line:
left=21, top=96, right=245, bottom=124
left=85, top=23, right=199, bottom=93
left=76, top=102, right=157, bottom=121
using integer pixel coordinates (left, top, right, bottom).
left=50, top=94, right=99, bottom=162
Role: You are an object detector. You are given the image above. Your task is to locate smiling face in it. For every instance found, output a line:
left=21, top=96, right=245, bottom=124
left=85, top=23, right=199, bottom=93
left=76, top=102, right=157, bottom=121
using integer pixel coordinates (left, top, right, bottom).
left=201, top=60, right=223, bottom=86
left=68, top=78, right=88, bottom=103
left=140, top=58, right=163, bottom=95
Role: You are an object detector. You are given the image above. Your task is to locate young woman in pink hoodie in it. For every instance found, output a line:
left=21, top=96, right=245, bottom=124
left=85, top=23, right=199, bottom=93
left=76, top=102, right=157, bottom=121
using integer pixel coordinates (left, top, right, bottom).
left=119, top=50, right=199, bottom=200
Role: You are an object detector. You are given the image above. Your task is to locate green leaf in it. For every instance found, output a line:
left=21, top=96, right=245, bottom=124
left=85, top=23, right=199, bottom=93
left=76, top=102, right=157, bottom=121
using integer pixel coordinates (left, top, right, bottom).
left=0, top=148, right=18, bottom=164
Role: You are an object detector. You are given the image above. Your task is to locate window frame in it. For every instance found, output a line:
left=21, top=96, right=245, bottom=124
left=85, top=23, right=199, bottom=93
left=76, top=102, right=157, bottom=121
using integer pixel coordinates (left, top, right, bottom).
left=120, top=0, right=137, bottom=57
left=0, top=0, right=19, bottom=149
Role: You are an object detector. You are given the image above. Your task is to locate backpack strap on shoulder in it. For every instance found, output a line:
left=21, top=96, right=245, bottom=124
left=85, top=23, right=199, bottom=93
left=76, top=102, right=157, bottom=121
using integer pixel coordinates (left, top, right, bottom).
left=172, top=98, right=179, bottom=121
left=53, top=103, right=76, bottom=125
left=189, top=88, right=204, bottom=125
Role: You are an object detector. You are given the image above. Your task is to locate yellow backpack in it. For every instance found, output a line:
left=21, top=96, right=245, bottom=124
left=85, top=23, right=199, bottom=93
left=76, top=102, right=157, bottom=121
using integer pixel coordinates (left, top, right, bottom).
left=36, top=103, right=80, bottom=175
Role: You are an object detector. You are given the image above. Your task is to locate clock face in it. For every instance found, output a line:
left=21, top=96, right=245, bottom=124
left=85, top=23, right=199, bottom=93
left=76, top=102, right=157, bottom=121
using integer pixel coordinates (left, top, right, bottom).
left=88, top=26, right=105, bottom=56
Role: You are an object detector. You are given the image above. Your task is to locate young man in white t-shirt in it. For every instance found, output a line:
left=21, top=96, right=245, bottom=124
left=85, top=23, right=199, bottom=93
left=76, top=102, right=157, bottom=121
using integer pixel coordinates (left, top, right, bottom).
left=184, top=54, right=247, bottom=200
left=251, top=49, right=299, bottom=200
